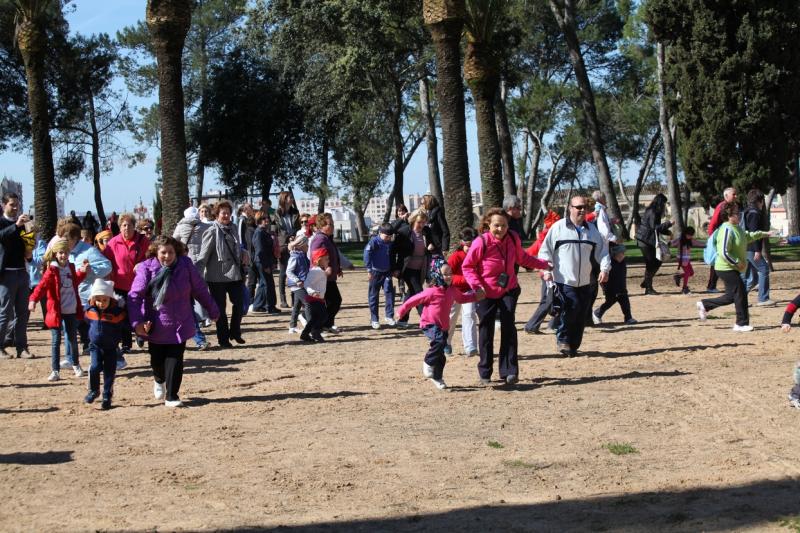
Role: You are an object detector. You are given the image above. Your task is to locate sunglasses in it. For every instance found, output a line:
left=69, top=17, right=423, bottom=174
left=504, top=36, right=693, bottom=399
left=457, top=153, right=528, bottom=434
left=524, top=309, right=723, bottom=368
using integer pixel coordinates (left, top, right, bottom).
left=571, top=205, right=587, bottom=211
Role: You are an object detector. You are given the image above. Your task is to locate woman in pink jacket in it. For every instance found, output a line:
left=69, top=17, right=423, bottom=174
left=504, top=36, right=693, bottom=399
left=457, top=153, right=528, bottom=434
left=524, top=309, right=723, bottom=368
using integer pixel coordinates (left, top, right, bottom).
left=462, top=208, right=550, bottom=386
left=396, top=257, right=481, bottom=390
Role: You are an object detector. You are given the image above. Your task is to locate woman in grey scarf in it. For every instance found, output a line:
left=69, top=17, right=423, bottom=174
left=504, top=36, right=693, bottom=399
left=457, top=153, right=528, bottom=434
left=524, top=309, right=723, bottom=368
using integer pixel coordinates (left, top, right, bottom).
left=195, top=201, right=249, bottom=348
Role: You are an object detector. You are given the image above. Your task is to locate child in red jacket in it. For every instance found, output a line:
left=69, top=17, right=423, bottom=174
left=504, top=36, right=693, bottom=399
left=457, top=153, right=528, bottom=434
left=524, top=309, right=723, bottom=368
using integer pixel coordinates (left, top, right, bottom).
left=445, top=227, right=479, bottom=357
left=28, top=239, right=89, bottom=381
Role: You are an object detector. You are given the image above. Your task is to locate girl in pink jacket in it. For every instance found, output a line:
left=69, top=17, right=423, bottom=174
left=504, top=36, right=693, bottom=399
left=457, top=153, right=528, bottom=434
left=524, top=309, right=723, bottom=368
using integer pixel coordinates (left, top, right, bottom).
left=462, top=208, right=551, bottom=386
left=396, top=257, right=481, bottom=390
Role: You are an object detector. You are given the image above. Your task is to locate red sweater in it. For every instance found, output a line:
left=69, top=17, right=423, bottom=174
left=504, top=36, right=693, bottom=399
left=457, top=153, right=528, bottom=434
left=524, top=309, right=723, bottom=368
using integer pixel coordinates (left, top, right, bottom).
left=29, top=262, right=87, bottom=328
left=447, top=249, right=470, bottom=292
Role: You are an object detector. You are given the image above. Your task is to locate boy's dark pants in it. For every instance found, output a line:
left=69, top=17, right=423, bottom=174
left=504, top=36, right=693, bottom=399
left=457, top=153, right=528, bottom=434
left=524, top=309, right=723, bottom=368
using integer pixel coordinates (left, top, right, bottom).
left=368, top=271, right=395, bottom=322
left=302, top=299, right=328, bottom=337
left=476, top=287, right=520, bottom=380
left=89, top=343, right=117, bottom=399
left=597, top=288, right=632, bottom=320
left=289, top=289, right=307, bottom=328
left=149, top=342, right=186, bottom=402
left=423, top=325, right=448, bottom=380
left=323, top=281, right=342, bottom=328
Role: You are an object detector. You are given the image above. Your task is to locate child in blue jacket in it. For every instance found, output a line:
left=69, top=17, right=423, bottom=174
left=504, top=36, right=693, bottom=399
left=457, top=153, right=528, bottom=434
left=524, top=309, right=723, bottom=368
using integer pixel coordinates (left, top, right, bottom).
left=363, top=223, right=396, bottom=329
left=84, top=279, right=126, bottom=410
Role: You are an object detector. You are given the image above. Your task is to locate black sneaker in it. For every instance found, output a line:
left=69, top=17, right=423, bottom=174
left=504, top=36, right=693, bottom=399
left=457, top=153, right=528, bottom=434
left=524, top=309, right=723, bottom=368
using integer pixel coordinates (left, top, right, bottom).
left=311, top=333, right=326, bottom=343
left=299, top=333, right=313, bottom=342
left=101, top=396, right=112, bottom=410
left=232, top=337, right=246, bottom=345
left=673, top=273, right=681, bottom=287
left=84, top=391, right=99, bottom=404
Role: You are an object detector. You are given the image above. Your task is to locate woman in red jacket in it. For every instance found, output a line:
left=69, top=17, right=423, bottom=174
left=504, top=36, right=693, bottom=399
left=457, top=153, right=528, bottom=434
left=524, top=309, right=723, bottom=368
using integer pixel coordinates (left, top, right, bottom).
left=445, top=227, right=479, bottom=357
left=29, top=239, right=89, bottom=381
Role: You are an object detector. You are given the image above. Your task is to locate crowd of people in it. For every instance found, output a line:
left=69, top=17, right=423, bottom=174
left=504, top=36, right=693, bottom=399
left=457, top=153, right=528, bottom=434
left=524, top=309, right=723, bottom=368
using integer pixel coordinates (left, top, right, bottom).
left=2, top=184, right=800, bottom=407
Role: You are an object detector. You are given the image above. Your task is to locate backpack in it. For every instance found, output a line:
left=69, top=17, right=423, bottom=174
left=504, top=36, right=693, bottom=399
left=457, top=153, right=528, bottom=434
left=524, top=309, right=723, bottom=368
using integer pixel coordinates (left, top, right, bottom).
left=703, top=229, right=718, bottom=265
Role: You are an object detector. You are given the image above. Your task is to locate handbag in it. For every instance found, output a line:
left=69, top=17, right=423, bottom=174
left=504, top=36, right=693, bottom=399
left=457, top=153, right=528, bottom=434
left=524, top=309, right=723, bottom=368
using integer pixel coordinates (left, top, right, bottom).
left=654, top=230, right=671, bottom=261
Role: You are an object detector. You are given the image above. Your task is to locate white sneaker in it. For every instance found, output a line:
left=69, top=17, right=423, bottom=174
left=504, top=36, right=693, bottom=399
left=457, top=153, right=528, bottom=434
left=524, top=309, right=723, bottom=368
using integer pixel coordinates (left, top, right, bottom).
left=47, top=370, right=60, bottom=382
left=325, top=326, right=340, bottom=334
left=755, top=300, right=775, bottom=307
left=59, top=359, right=71, bottom=369
left=384, top=317, right=396, bottom=326
left=164, top=399, right=183, bottom=408
left=299, top=315, right=307, bottom=327
left=153, top=381, right=165, bottom=400
left=591, top=309, right=602, bottom=325
left=696, top=301, right=707, bottom=321
left=422, top=362, right=434, bottom=378
left=288, top=327, right=300, bottom=334
left=72, top=365, right=84, bottom=378
left=733, top=324, right=754, bottom=332
left=430, top=378, right=447, bottom=390
left=371, top=321, right=380, bottom=330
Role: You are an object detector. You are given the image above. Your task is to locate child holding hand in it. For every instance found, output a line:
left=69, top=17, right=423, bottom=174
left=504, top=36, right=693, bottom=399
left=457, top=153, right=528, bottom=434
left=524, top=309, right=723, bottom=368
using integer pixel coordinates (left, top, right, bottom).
left=28, top=239, right=89, bottom=381
left=670, top=226, right=704, bottom=294
left=300, top=248, right=330, bottom=343
left=396, top=257, right=483, bottom=390
left=83, top=279, right=126, bottom=409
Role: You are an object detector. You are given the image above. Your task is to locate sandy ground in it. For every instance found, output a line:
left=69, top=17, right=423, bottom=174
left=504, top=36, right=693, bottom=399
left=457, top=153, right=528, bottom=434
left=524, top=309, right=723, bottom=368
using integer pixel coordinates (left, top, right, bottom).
left=1, top=261, right=800, bottom=532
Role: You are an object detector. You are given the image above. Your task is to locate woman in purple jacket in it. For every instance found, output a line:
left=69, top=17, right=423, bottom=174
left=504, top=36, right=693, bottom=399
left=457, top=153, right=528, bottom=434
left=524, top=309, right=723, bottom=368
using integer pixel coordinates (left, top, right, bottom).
left=128, top=236, right=219, bottom=407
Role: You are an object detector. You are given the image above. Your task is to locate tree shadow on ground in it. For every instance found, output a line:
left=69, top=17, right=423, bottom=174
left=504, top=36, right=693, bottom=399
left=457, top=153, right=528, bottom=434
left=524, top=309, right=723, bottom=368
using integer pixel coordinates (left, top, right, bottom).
left=482, top=370, right=691, bottom=393
left=0, top=382, right=67, bottom=389
left=0, top=406, right=59, bottom=414
left=0, top=450, right=73, bottom=465
left=520, top=343, right=754, bottom=360
left=596, top=324, right=689, bottom=333
left=184, top=390, right=368, bottom=407
left=117, top=357, right=255, bottom=380
left=220, top=478, right=800, bottom=532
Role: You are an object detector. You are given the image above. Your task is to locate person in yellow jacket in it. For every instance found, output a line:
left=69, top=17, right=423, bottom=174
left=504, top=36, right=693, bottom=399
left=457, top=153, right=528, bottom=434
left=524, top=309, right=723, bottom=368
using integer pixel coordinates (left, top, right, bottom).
left=696, top=202, right=774, bottom=331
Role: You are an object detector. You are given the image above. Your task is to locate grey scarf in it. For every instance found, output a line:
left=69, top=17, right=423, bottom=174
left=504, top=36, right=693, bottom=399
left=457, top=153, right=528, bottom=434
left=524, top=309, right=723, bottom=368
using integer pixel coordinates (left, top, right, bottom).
left=147, top=262, right=176, bottom=311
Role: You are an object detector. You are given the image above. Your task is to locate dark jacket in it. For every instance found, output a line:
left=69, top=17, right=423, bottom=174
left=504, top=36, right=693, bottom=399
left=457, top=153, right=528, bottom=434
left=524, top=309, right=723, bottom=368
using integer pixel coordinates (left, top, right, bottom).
left=0, top=218, right=26, bottom=272
left=85, top=303, right=126, bottom=349
left=392, top=224, right=432, bottom=280
left=309, top=232, right=341, bottom=281
left=253, top=225, right=276, bottom=269
left=743, top=206, right=764, bottom=252
left=271, top=208, right=300, bottom=250
left=604, top=257, right=628, bottom=297
left=635, top=208, right=672, bottom=246
left=426, top=206, right=450, bottom=254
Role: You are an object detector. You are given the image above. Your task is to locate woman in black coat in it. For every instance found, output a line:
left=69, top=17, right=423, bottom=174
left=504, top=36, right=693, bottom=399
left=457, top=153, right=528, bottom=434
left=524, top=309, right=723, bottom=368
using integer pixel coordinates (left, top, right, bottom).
left=422, top=194, right=450, bottom=255
left=635, top=193, right=673, bottom=295
left=391, top=209, right=433, bottom=327
left=270, top=191, right=300, bottom=308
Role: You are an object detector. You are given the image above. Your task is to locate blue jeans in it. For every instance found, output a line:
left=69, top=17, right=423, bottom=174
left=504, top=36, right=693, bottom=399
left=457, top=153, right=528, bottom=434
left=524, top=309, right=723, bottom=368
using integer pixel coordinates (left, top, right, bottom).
left=192, top=313, right=207, bottom=346
left=0, top=269, right=29, bottom=352
left=423, top=325, right=448, bottom=380
left=252, top=265, right=277, bottom=312
left=89, top=343, right=117, bottom=398
left=743, top=251, right=770, bottom=302
left=554, top=283, right=591, bottom=351
left=51, top=314, right=78, bottom=371
left=368, top=271, right=395, bottom=322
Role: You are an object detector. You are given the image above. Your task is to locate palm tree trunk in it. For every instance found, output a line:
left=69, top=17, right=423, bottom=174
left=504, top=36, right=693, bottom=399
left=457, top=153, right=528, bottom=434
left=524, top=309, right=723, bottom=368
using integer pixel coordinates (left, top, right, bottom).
left=18, top=19, right=57, bottom=240
left=419, top=76, right=444, bottom=209
left=549, top=0, right=621, bottom=222
left=657, top=41, right=683, bottom=233
left=786, top=155, right=800, bottom=236
left=88, top=93, right=107, bottom=227
left=495, top=79, right=515, bottom=196
left=147, top=0, right=192, bottom=236
left=425, top=1, right=472, bottom=249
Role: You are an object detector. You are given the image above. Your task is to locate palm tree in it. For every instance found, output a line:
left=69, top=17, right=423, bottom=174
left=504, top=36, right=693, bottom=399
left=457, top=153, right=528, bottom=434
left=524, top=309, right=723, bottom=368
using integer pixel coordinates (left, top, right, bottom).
left=14, top=0, right=58, bottom=240
left=146, top=0, right=191, bottom=235
left=423, top=0, right=472, bottom=247
left=463, top=0, right=506, bottom=210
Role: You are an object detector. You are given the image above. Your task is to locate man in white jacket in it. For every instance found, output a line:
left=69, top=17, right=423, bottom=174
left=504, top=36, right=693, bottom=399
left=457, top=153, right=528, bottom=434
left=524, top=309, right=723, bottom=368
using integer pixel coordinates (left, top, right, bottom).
left=538, top=195, right=610, bottom=356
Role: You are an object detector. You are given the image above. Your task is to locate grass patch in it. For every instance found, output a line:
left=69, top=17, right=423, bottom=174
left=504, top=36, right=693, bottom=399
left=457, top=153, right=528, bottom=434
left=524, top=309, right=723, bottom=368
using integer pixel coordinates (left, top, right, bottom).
left=487, top=440, right=504, bottom=449
left=779, top=516, right=800, bottom=532
left=604, top=442, right=639, bottom=456
left=503, top=459, right=537, bottom=469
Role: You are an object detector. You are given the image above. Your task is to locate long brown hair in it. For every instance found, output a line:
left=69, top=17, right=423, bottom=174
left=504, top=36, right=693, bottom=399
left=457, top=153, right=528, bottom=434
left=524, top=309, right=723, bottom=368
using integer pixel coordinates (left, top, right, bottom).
left=146, top=235, right=185, bottom=259
left=278, top=191, right=295, bottom=214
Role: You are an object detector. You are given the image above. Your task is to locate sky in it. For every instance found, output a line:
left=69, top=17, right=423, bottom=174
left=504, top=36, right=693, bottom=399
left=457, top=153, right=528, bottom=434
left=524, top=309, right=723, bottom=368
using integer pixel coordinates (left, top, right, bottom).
left=1, top=0, right=486, bottom=215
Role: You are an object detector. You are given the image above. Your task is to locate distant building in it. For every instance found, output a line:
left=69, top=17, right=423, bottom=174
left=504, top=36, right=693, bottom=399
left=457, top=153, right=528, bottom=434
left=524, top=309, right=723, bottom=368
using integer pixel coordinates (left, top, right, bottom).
left=0, top=177, right=23, bottom=208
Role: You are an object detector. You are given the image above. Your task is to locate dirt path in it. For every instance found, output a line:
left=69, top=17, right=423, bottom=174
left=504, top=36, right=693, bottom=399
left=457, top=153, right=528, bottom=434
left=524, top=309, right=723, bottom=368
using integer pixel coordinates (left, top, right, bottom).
left=1, top=262, right=799, bottom=532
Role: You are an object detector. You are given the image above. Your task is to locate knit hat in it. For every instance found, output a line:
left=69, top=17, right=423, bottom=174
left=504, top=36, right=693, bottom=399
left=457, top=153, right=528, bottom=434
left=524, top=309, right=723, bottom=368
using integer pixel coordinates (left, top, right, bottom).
left=89, top=279, right=116, bottom=299
left=290, top=233, right=308, bottom=250
left=184, top=206, right=199, bottom=219
left=311, top=247, right=329, bottom=265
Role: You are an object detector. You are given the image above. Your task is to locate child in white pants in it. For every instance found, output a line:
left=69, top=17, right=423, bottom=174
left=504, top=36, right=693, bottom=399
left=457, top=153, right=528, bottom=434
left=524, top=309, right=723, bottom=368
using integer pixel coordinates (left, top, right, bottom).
left=445, top=228, right=479, bottom=357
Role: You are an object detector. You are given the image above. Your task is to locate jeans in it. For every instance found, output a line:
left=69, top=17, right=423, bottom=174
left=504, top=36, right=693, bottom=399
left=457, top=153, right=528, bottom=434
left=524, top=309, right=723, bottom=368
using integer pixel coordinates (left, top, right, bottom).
left=252, top=265, right=277, bottom=312
left=289, top=289, right=307, bottom=328
left=476, top=287, right=520, bottom=380
left=0, top=269, right=29, bottom=352
left=525, top=279, right=555, bottom=332
left=743, top=251, right=770, bottom=302
left=149, top=342, right=186, bottom=402
left=208, top=281, right=244, bottom=343
left=65, top=315, right=90, bottom=363
left=702, top=269, right=749, bottom=326
left=399, top=269, right=424, bottom=322
left=88, top=343, right=117, bottom=398
left=191, top=311, right=207, bottom=347
left=368, top=271, right=395, bottom=322
left=554, top=283, right=591, bottom=351
left=323, top=280, right=342, bottom=328
left=423, top=325, right=448, bottom=380
left=51, top=314, right=78, bottom=372
left=447, top=301, right=477, bottom=353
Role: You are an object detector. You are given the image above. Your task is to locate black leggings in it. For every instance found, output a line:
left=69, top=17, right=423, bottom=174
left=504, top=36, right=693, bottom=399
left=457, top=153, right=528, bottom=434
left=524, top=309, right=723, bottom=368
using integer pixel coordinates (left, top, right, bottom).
left=637, top=241, right=662, bottom=276
left=149, top=342, right=186, bottom=402
left=399, top=269, right=424, bottom=322
left=701, top=269, right=749, bottom=326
